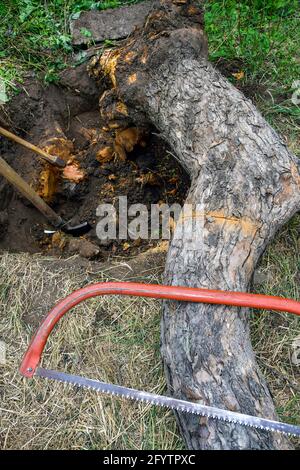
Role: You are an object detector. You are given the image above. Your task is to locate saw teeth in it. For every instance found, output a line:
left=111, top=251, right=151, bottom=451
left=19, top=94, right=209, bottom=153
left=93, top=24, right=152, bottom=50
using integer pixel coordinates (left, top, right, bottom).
left=35, top=370, right=300, bottom=437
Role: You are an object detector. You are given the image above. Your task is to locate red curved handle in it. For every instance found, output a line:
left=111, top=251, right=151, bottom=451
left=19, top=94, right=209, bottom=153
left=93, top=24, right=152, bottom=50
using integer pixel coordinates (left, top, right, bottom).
left=20, top=281, right=300, bottom=378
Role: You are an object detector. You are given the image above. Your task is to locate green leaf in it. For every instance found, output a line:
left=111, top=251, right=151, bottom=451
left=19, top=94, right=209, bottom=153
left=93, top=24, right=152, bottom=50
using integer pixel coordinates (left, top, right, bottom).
left=19, top=1, right=36, bottom=22
left=80, top=27, right=93, bottom=38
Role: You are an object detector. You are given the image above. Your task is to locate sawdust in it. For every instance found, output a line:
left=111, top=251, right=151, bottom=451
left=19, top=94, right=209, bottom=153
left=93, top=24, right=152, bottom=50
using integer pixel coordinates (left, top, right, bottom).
left=62, top=162, right=86, bottom=183
left=38, top=166, right=59, bottom=203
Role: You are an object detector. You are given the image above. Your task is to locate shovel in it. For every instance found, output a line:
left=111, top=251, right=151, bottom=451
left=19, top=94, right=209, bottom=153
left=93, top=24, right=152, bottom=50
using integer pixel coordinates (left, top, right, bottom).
left=0, top=156, right=90, bottom=236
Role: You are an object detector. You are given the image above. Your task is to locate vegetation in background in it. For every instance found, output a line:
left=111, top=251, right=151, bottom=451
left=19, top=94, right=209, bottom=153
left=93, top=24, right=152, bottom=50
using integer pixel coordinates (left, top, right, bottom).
left=0, top=0, right=137, bottom=92
left=205, top=0, right=299, bottom=82
left=205, top=0, right=300, bottom=122
left=251, top=214, right=300, bottom=435
left=0, top=1, right=299, bottom=95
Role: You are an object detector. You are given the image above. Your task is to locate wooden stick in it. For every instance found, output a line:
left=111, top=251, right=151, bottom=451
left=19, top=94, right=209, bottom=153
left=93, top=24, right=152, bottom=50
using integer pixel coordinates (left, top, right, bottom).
left=0, top=156, right=64, bottom=228
left=0, top=126, right=66, bottom=168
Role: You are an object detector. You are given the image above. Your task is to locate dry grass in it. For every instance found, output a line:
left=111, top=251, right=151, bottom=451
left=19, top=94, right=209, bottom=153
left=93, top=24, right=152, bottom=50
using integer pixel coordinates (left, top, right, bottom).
left=251, top=214, right=300, bottom=444
left=0, top=217, right=299, bottom=449
left=0, top=252, right=182, bottom=450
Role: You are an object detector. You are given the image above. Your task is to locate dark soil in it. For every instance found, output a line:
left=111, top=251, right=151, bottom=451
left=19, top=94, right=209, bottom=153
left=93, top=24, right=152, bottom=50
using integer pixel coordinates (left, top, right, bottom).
left=0, top=63, right=189, bottom=259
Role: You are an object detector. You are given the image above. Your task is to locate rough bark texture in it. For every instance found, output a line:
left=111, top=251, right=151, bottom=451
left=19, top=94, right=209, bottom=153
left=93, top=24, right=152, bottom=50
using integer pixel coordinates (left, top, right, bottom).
left=89, top=0, right=300, bottom=449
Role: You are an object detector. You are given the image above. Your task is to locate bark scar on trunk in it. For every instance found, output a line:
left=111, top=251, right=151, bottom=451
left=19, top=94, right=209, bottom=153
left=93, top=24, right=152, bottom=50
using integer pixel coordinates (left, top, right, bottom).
left=88, top=0, right=300, bottom=449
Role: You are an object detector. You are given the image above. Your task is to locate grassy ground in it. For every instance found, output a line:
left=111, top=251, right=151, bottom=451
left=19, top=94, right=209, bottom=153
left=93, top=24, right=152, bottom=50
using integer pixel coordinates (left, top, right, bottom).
left=0, top=233, right=299, bottom=449
left=0, top=0, right=299, bottom=450
left=0, top=0, right=137, bottom=93
left=205, top=0, right=300, bottom=162
left=206, top=1, right=299, bottom=93
left=0, top=1, right=299, bottom=100
left=251, top=216, right=300, bottom=433
left=0, top=250, right=184, bottom=450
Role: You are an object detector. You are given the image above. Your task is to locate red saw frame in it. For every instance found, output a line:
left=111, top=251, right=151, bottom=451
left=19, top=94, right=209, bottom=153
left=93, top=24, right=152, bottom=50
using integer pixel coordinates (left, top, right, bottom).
left=20, top=281, right=300, bottom=378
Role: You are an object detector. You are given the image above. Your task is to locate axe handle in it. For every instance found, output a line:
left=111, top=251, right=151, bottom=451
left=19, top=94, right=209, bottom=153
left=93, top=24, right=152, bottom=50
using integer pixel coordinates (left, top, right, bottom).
left=0, top=126, right=65, bottom=168
left=0, top=156, right=63, bottom=228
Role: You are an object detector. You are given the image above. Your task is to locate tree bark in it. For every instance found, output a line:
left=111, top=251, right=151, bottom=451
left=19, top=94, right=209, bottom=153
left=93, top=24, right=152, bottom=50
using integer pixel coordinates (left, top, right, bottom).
left=89, top=0, right=300, bottom=449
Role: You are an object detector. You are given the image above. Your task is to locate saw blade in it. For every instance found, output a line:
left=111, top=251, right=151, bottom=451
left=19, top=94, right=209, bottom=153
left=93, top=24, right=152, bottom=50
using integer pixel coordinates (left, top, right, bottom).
left=36, top=367, right=300, bottom=437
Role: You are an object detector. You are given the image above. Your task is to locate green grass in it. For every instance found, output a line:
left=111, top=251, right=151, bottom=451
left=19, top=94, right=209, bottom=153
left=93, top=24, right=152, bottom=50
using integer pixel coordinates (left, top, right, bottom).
left=0, top=0, right=137, bottom=96
left=205, top=0, right=299, bottom=84
left=1, top=1, right=299, bottom=100
left=204, top=0, right=300, bottom=126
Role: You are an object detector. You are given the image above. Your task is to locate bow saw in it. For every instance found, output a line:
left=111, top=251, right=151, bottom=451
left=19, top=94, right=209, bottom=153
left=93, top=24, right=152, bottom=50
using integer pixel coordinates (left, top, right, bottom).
left=20, top=282, right=300, bottom=438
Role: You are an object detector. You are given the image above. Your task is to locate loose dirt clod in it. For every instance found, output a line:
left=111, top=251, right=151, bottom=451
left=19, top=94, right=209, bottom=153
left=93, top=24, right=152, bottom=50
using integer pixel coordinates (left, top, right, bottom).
left=68, top=238, right=100, bottom=259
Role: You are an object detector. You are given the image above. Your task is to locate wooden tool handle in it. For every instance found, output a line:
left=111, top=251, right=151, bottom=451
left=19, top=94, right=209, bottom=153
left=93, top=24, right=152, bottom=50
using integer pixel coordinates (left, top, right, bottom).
left=0, top=156, right=64, bottom=228
left=0, top=126, right=66, bottom=168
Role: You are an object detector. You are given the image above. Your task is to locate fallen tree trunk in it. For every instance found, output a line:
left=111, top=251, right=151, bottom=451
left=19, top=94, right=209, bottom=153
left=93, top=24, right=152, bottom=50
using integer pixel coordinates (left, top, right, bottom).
left=90, top=0, right=300, bottom=449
